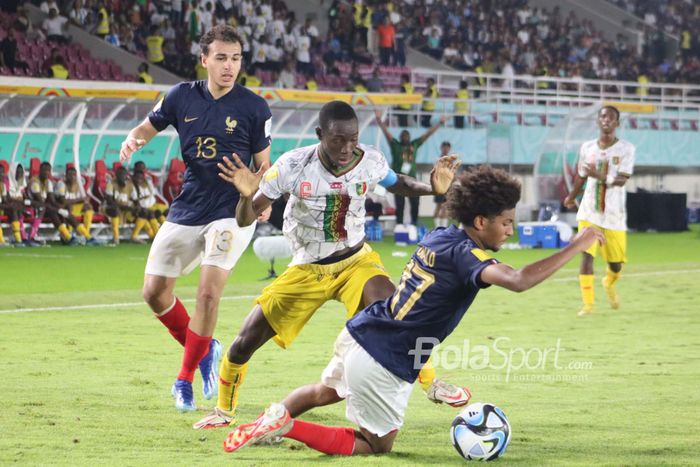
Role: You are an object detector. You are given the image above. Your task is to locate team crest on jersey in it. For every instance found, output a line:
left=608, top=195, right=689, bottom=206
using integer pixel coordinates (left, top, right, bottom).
left=330, top=182, right=343, bottom=189
left=612, top=156, right=620, bottom=165
left=225, top=117, right=237, bottom=134
left=356, top=182, right=367, bottom=195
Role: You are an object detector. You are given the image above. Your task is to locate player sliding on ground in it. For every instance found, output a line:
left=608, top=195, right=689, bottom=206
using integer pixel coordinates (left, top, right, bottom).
left=194, top=100, right=468, bottom=430
left=223, top=165, right=606, bottom=455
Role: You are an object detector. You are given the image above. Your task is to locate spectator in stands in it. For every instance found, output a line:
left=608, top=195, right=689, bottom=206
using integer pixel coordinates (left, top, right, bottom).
left=95, top=1, right=110, bottom=38
left=393, top=19, right=408, bottom=66
left=304, top=71, right=318, bottom=90
left=138, top=62, right=154, bottom=83
left=42, top=7, right=69, bottom=44
left=375, top=110, right=447, bottom=226
left=48, top=55, right=69, bottom=79
left=39, top=0, right=59, bottom=15
left=276, top=60, right=295, bottom=88
left=13, top=5, right=43, bottom=41
left=366, top=68, right=384, bottom=92
left=105, top=23, right=120, bottom=47
left=68, top=1, right=89, bottom=28
left=396, top=73, right=414, bottom=127
left=7, top=163, right=38, bottom=246
left=0, top=27, right=28, bottom=73
left=186, top=0, right=201, bottom=41
left=146, top=25, right=165, bottom=65
left=453, top=80, right=469, bottom=129
left=295, top=26, right=313, bottom=75
left=376, top=16, right=395, bottom=65
left=421, top=77, right=438, bottom=128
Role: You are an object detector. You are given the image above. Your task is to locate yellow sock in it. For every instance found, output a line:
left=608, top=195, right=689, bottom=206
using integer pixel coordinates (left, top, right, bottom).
left=143, top=219, right=155, bottom=239
left=158, top=215, right=166, bottom=224
left=605, top=268, right=621, bottom=286
left=217, top=358, right=248, bottom=415
left=110, top=217, right=120, bottom=241
left=148, top=218, right=160, bottom=236
left=418, top=357, right=437, bottom=392
left=58, top=224, right=71, bottom=241
left=11, top=221, right=21, bottom=242
left=83, top=209, right=94, bottom=231
left=579, top=274, right=594, bottom=306
left=77, top=224, right=91, bottom=240
left=132, top=218, right=146, bottom=239
left=0, top=228, right=4, bottom=244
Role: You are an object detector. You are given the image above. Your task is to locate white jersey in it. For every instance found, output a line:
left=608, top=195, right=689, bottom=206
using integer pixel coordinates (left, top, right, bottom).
left=259, top=143, right=391, bottom=265
left=576, top=138, right=635, bottom=231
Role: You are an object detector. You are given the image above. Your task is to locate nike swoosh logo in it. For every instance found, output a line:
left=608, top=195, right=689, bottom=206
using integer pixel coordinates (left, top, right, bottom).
left=184, top=116, right=198, bottom=123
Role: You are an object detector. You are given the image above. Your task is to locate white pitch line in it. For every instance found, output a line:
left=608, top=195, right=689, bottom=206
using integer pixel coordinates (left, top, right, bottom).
left=0, top=294, right=257, bottom=314
left=2, top=268, right=700, bottom=314
left=2, top=253, right=74, bottom=259
left=552, top=269, right=700, bottom=282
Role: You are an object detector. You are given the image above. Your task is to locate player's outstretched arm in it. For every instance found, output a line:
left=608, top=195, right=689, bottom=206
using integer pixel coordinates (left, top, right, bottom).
left=218, top=153, right=273, bottom=227
left=417, top=114, right=447, bottom=145
left=481, top=227, right=605, bottom=293
left=120, top=118, right=158, bottom=162
left=387, top=155, right=459, bottom=197
left=374, top=109, right=394, bottom=143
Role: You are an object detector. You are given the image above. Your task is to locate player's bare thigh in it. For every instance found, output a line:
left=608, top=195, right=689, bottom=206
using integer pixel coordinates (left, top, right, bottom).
left=355, top=426, right=398, bottom=454
left=361, top=275, right=395, bottom=308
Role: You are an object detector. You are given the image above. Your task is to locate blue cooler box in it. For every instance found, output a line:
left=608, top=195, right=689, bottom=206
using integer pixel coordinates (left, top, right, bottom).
left=517, top=223, right=562, bottom=248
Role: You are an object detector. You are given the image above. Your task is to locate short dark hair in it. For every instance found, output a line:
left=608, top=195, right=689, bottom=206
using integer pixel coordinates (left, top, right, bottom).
left=319, top=100, right=357, bottom=131
left=446, top=165, right=521, bottom=227
left=599, top=105, right=620, bottom=121
left=200, top=25, right=243, bottom=56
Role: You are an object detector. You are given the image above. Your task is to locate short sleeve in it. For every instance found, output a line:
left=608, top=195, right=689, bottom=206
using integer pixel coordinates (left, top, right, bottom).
left=148, top=83, right=181, bottom=131
left=454, top=243, right=499, bottom=288
left=619, top=144, right=635, bottom=176
left=370, top=151, right=391, bottom=189
left=258, top=153, right=293, bottom=200
left=250, top=99, right=273, bottom=154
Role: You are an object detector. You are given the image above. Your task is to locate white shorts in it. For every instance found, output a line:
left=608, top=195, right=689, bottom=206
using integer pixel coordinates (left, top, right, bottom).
left=321, top=328, right=413, bottom=437
left=145, top=219, right=255, bottom=277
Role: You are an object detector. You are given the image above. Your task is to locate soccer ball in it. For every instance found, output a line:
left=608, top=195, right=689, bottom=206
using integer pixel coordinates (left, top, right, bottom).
left=450, top=402, right=511, bottom=461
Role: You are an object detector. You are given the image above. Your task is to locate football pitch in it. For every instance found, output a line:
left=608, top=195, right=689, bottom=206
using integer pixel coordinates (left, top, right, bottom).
left=1, top=227, right=699, bottom=466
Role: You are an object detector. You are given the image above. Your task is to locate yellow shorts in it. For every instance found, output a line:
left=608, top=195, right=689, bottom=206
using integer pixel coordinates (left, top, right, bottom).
left=70, top=202, right=93, bottom=217
left=578, top=221, right=627, bottom=263
left=257, top=243, right=390, bottom=349
left=150, top=202, right=168, bottom=213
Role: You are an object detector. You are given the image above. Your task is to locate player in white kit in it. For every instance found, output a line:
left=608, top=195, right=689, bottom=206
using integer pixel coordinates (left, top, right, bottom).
left=565, top=105, right=635, bottom=316
left=194, top=100, right=468, bottom=430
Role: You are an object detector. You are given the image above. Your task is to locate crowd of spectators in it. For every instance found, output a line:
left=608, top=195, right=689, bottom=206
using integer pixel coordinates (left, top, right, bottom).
left=2, top=0, right=700, bottom=90
left=325, top=0, right=700, bottom=87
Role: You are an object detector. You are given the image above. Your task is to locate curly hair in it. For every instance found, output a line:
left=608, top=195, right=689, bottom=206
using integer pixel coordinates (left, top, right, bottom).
left=200, top=25, right=243, bottom=56
left=446, top=165, right=521, bottom=227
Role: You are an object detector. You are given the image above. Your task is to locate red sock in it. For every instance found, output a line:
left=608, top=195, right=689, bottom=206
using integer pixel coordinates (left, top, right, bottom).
left=284, top=419, right=355, bottom=456
left=177, top=328, right=211, bottom=382
left=156, top=298, right=190, bottom=346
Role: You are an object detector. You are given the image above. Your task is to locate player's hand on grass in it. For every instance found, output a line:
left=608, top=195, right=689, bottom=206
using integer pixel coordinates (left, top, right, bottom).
left=430, top=154, right=460, bottom=195
left=120, top=137, right=146, bottom=162
left=571, top=226, right=605, bottom=251
left=218, top=153, right=270, bottom=197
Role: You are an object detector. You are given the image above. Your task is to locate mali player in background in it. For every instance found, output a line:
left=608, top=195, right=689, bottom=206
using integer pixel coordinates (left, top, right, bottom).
left=564, top=105, right=635, bottom=316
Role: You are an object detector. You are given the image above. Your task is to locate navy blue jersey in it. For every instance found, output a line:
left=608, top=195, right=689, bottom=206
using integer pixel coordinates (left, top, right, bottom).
left=346, top=225, right=499, bottom=383
left=148, top=81, right=271, bottom=225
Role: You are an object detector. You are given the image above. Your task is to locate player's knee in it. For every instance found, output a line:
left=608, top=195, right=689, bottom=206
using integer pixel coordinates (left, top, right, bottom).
left=228, top=335, right=255, bottom=363
left=142, top=283, right=164, bottom=308
left=196, top=289, right=220, bottom=312
left=608, top=262, right=622, bottom=273
left=369, top=438, right=394, bottom=454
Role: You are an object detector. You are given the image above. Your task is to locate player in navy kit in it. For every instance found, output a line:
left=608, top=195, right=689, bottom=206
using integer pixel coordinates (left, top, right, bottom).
left=119, top=25, right=272, bottom=412
left=223, top=165, right=605, bottom=455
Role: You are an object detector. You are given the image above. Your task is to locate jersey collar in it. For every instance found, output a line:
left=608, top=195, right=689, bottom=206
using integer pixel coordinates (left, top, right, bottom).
left=316, top=145, right=365, bottom=177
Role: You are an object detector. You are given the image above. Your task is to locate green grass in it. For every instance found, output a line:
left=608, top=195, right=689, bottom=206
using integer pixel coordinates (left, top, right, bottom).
left=1, top=227, right=699, bottom=465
